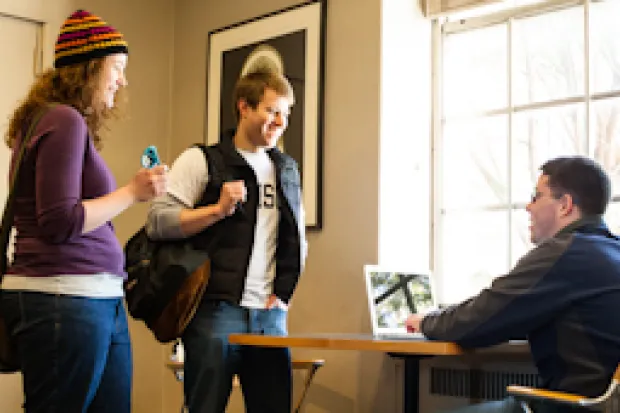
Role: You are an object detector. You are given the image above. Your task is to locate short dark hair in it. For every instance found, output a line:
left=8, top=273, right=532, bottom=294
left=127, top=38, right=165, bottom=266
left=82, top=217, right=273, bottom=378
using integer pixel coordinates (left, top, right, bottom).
left=540, top=156, right=611, bottom=216
left=232, top=69, right=294, bottom=123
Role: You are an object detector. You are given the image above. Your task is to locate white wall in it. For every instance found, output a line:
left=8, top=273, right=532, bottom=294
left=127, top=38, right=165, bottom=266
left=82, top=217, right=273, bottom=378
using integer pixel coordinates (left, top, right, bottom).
left=379, top=0, right=432, bottom=272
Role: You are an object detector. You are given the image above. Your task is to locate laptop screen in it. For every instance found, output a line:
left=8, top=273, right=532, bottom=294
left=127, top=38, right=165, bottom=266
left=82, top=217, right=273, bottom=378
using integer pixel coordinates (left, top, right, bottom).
left=364, top=265, right=436, bottom=334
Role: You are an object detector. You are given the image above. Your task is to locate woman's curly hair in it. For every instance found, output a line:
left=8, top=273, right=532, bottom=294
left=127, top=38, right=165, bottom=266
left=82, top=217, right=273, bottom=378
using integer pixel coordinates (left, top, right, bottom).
left=5, top=57, right=125, bottom=150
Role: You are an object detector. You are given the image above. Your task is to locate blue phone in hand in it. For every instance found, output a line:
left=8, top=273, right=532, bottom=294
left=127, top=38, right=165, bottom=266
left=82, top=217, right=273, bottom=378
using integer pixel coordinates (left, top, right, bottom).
left=141, top=146, right=161, bottom=169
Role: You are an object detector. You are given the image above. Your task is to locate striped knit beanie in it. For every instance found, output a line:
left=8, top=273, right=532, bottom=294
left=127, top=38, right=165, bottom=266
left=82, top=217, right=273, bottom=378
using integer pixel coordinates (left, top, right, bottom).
left=54, top=9, right=128, bottom=69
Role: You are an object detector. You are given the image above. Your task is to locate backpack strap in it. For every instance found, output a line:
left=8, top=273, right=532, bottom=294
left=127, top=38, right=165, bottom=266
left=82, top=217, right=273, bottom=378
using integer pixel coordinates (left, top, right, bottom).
left=192, top=143, right=246, bottom=220
left=193, top=143, right=227, bottom=184
left=1, top=103, right=57, bottom=276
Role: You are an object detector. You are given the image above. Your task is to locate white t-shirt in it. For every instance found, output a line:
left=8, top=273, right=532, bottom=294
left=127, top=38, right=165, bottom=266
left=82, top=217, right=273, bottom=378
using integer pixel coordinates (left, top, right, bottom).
left=167, top=146, right=278, bottom=308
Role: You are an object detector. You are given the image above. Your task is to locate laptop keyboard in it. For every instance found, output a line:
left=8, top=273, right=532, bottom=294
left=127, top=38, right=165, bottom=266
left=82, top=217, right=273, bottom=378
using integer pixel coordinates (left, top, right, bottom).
left=378, top=332, right=426, bottom=340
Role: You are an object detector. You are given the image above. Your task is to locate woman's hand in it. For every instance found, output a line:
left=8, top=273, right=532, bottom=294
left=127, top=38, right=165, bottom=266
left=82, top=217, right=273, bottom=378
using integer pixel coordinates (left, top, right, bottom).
left=129, top=165, right=168, bottom=202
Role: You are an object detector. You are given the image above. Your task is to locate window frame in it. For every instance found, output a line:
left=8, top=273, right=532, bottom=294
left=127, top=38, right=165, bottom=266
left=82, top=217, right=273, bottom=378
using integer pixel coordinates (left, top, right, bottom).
left=431, top=0, right=620, bottom=304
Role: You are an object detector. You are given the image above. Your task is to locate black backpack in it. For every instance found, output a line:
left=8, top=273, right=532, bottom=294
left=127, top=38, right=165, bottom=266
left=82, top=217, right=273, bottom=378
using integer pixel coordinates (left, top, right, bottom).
left=123, top=144, right=224, bottom=342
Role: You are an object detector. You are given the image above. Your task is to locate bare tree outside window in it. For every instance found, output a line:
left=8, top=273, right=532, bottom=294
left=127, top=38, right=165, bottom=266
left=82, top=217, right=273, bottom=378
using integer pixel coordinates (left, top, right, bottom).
left=369, top=271, right=434, bottom=329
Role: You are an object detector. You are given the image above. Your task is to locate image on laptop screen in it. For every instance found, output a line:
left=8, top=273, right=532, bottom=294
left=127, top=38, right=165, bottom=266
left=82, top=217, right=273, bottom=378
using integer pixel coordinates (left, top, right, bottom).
left=364, top=265, right=436, bottom=334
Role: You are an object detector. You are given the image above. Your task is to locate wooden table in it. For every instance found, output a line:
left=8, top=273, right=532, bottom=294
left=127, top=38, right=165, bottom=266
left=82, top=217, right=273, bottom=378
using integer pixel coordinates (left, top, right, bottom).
left=228, top=333, right=530, bottom=413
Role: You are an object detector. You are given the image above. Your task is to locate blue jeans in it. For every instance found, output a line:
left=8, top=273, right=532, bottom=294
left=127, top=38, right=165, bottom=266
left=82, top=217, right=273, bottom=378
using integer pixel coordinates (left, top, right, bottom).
left=442, top=397, right=600, bottom=413
left=182, top=299, right=291, bottom=413
left=1, top=291, right=132, bottom=413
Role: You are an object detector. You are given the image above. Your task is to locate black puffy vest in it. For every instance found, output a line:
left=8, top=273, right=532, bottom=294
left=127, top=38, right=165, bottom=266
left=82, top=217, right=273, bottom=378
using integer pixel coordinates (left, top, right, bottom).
left=192, top=131, right=305, bottom=304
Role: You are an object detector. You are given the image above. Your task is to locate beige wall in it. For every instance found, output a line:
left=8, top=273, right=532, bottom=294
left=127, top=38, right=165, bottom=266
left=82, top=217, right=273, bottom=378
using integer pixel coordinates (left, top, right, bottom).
left=0, top=0, right=73, bottom=63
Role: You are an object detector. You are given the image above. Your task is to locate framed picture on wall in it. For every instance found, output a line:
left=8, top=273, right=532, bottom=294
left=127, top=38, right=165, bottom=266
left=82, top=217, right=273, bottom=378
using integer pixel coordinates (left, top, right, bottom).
left=206, top=0, right=326, bottom=230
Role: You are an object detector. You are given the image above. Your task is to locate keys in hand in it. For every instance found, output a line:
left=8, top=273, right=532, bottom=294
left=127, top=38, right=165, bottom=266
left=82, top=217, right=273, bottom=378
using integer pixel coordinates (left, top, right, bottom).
left=141, top=146, right=161, bottom=169
left=130, top=165, right=168, bottom=202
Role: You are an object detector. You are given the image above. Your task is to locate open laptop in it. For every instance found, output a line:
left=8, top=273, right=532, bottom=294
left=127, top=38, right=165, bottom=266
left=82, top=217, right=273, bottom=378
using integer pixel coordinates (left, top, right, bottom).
left=364, top=265, right=437, bottom=340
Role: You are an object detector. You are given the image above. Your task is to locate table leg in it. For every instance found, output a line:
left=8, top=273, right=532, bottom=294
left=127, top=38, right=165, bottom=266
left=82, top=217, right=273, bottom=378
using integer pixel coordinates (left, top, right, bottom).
left=404, top=357, right=420, bottom=413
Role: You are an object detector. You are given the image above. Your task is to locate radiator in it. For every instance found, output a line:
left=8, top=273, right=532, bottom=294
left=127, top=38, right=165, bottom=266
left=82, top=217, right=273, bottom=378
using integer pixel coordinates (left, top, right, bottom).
left=416, top=357, right=619, bottom=412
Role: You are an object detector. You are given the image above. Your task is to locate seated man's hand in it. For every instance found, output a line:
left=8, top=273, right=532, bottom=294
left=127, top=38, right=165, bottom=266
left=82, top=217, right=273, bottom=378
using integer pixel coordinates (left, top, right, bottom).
left=405, top=314, right=424, bottom=333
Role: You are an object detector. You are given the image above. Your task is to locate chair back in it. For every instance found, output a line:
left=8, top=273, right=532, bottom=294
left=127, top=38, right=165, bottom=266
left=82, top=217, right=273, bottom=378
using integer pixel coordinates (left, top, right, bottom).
left=613, top=364, right=620, bottom=382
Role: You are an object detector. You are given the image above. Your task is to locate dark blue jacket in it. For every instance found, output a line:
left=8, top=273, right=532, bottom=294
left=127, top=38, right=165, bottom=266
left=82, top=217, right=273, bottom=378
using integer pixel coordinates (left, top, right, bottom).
left=422, top=217, right=620, bottom=399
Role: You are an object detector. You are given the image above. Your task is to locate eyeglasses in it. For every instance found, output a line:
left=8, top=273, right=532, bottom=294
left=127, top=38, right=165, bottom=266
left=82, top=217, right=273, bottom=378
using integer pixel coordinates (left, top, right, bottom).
left=531, top=191, right=545, bottom=204
left=531, top=190, right=565, bottom=204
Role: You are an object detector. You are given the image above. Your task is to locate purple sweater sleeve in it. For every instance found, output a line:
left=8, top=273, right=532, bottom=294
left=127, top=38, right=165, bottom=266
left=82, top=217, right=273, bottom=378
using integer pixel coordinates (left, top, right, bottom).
left=32, top=106, right=87, bottom=244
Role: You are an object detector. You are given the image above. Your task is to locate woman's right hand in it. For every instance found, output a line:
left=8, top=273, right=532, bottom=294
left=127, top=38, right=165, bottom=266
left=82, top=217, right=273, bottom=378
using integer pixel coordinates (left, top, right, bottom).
left=129, top=165, right=168, bottom=202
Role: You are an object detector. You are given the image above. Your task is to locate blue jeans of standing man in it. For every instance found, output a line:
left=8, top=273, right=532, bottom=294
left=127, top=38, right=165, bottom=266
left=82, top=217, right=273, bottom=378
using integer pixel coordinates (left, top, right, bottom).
left=1, top=291, right=132, bottom=413
left=182, top=299, right=291, bottom=413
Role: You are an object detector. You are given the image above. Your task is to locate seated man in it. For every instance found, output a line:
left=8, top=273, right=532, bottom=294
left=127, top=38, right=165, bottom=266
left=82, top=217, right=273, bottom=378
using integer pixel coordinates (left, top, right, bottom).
left=406, top=156, right=620, bottom=413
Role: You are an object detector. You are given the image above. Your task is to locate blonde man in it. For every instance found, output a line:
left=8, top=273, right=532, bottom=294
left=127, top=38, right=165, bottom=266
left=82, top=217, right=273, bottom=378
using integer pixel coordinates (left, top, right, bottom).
left=147, top=69, right=307, bottom=413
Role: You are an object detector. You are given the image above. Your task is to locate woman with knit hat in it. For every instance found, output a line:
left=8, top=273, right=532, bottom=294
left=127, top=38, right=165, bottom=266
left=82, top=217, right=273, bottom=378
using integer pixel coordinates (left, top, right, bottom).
left=0, top=9, right=167, bottom=412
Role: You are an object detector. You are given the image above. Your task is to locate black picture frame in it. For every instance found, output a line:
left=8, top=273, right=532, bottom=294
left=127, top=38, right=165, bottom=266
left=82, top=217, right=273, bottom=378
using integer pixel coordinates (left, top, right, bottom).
left=206, top=0, right=326, bottom=230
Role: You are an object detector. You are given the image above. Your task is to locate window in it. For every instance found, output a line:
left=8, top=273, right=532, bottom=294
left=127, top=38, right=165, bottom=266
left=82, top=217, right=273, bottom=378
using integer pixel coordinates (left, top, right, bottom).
left=434, top=0, right=620, bottom=304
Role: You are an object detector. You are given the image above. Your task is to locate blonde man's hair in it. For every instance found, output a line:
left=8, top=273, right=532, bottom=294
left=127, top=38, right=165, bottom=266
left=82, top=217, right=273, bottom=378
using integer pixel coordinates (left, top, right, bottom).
left=232, top=69, right=294, bottom=122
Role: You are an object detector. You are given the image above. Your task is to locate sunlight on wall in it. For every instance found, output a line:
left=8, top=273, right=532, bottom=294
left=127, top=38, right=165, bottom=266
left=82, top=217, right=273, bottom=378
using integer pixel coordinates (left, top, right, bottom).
left=379, top=0, right=432, bottom=280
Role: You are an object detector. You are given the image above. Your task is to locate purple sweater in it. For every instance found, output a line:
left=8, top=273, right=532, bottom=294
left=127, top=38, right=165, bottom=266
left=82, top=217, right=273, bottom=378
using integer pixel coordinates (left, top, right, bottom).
left=7, top=104, right=125, bottom=278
